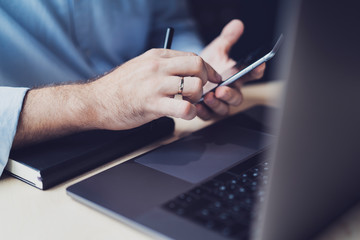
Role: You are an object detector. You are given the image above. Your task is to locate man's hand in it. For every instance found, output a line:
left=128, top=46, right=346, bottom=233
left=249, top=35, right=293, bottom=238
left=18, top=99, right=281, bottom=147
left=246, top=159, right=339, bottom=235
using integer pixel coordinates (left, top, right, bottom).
left=197, top=19, right=266, bottom=120
left=88, top=49, right=222, bottom=130
left=13, top=49, right=221, bottom=147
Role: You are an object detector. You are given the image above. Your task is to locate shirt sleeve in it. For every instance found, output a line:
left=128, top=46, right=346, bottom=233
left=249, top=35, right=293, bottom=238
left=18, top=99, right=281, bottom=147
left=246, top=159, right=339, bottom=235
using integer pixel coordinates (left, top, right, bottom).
left=147, top=0, right=205, bottom=54
left=0, top=87, right=29, bottom=176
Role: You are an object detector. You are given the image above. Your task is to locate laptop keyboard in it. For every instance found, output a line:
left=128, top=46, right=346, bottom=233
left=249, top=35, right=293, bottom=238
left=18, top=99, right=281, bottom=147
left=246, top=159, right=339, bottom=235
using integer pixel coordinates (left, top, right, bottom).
left=162, top=153, right=269, bottom=239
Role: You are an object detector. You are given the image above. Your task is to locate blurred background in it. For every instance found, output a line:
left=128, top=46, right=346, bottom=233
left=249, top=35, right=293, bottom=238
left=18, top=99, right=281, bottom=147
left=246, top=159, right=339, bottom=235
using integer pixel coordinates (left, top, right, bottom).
left=188, top=0, right=282, bottom=83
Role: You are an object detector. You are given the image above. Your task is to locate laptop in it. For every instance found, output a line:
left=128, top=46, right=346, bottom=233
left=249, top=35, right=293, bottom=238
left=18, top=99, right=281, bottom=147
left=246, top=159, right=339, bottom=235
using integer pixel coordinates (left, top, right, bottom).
left=67, top=0, right=360, bottom=239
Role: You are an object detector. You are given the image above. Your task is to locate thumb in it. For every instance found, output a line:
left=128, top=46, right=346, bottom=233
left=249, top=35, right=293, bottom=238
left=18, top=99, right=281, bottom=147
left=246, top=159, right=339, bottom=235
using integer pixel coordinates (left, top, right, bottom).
left=217, top=19, right=244, bottom=55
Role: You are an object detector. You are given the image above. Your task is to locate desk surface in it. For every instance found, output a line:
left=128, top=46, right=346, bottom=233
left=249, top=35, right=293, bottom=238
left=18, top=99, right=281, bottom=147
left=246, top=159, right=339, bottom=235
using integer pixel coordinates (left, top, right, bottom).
left=1, top=81, right=359, bottom=240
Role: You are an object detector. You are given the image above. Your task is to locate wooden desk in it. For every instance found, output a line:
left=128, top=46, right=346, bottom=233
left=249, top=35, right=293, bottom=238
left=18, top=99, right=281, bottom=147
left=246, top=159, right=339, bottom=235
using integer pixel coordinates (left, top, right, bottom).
left=1, top=81, right=359, bottom=240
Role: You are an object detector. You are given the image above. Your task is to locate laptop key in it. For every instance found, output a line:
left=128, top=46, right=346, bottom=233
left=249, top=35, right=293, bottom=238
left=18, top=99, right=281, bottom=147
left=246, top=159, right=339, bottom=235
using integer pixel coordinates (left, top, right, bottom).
left=162, top=155, right=269, bottom=238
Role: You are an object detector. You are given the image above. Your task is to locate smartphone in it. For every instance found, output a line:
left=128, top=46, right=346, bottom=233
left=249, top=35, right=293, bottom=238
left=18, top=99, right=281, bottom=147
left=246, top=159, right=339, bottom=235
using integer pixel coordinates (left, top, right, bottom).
left=198, top=34, right=283, bottom=103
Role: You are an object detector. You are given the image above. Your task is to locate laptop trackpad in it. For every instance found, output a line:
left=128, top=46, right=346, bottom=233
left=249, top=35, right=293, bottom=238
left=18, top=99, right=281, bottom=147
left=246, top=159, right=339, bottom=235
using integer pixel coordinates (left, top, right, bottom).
left=136, top=125, right=272, bottom=184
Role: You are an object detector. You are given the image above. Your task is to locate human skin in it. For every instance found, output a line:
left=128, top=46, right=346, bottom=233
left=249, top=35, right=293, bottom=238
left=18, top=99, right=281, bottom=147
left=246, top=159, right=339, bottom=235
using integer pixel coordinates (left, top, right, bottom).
left=12, top=19, right=265, bottom=148
left=198, top=19, right=265, bottom=120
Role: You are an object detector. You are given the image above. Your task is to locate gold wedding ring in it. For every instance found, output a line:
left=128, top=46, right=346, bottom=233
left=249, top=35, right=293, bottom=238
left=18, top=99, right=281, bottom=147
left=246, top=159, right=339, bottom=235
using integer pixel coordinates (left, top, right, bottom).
left=178, top=77, right=184, bottom=95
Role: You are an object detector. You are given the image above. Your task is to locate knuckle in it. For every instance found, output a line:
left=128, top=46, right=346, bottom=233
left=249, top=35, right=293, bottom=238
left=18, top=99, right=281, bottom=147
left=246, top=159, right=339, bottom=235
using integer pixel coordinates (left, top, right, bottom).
left=193, top=56, right=204, bottom=71
left=155, top=76, right=167, bottom=92
left=148, top=59, right=160, bottom=72
left=186, top=51, right=197, bottom=57
left=179, top=102, right=195, bottom=120
left=179, top=102, right=191, bottom=118
left=146, top=48, right=161, bottom=56
left=194, top=79, right=204, bottom=100
left=193, top=77, right=203, bottom=92
left=187, top=77, right=203, bottom=101
left=159, top=49, right=170, bottom=57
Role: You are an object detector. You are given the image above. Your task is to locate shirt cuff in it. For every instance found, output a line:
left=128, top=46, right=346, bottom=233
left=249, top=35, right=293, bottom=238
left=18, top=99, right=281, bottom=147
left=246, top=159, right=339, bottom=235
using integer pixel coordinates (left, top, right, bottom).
left=0, top=87, right=29, bottom=176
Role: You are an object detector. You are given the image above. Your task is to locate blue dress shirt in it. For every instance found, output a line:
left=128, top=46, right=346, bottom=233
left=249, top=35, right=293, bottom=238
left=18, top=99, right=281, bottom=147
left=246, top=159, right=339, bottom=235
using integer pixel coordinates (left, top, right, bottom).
left=0, top=0, right=204, bottom=175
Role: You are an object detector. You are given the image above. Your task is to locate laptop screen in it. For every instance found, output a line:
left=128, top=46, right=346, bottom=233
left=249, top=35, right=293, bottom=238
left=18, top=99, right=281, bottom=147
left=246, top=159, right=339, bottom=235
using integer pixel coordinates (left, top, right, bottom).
left=256, top=0, right=360, bottom=239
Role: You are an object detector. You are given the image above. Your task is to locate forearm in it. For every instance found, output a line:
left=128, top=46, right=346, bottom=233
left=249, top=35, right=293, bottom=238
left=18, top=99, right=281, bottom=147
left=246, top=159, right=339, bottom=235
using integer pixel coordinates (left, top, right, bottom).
left=12, top=48, right=222, bottom=148
left=13, top=83, right=98, bottom=148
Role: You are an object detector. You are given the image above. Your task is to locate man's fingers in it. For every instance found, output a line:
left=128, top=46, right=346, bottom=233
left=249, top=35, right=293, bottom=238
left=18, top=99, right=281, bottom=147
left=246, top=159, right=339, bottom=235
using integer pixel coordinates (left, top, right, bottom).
left=156, top=98, right=197, bottom=120
left=203, top=92, right=229, bottom=116
left=229, top=63, right=266, bottom=84
left=160, top=76, right=203, bottom=102
left=165, top=56, right=222, bottom=85
left=196, top=86, right=243, bottom=120
left=215, top=19, right=244, bottom=55
left=196, top=104, right=212, bottom=121
left=240, top=63, right=266, bottom=82
left=214, top=86, right=243, bottom=106
left=145, top=48, right=197, bottom=58
left=250, top=63, right=266, bottom=79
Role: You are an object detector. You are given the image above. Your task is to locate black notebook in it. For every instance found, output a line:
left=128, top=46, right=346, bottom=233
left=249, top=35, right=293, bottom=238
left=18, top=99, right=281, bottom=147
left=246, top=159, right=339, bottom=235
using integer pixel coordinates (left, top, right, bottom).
left=6, top=117, right=175, bottom=190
